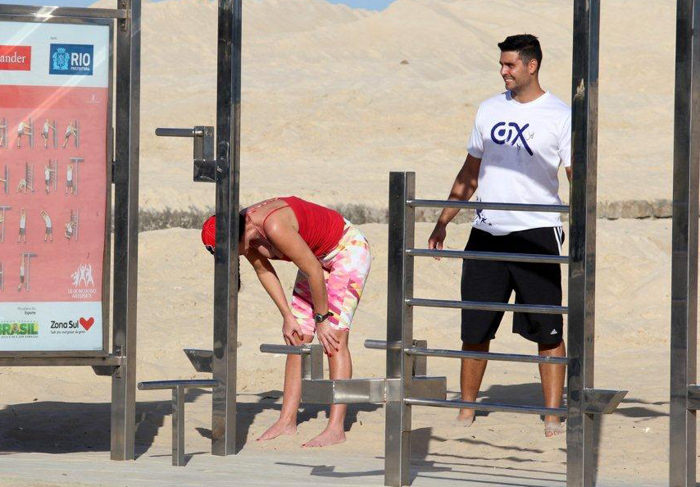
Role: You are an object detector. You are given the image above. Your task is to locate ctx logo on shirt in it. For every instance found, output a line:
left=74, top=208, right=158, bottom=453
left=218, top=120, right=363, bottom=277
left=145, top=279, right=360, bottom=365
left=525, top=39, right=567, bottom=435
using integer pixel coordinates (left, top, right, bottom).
left=490, top=121, right=534, bottom=156
left=49, top=44, right=94, bottom=76
left=0, top=45, right=31, bottom=71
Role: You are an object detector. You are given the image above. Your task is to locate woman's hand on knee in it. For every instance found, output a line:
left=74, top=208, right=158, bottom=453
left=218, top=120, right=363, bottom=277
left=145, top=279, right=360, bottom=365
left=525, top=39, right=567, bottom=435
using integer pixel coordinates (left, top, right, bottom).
left=282, top=315, right=303, bottom=346
left=316, top=322, right=340, bottom=357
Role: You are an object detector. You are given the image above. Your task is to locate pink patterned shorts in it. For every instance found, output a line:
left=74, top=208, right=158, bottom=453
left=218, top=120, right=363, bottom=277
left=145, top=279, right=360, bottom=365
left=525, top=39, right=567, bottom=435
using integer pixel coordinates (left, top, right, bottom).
left=291, top=221, right=371, bottom=336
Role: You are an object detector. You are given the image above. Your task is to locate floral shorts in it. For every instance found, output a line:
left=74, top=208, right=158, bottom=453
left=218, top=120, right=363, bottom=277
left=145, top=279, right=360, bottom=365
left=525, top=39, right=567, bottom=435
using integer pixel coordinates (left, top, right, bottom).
left=291, top=221, right=371, bottom=336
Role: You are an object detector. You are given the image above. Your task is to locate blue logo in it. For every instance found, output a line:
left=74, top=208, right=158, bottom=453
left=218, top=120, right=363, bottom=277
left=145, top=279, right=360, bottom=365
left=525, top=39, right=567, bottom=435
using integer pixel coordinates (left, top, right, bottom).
left=490, top=121, right=533, bottom=156
left=49, top=44, right=94, bottom=76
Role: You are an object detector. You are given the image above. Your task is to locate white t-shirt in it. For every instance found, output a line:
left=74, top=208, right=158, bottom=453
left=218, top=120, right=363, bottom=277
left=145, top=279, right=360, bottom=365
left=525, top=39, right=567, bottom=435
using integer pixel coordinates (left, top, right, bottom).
left=467, top=91, right=571, bottom=236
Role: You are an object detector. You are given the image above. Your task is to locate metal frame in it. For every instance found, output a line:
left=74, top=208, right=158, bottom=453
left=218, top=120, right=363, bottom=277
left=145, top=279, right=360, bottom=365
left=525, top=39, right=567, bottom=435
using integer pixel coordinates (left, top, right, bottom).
left=0, top=1, right=139, bottom=461
left=670, top=0, right=700, bottom=485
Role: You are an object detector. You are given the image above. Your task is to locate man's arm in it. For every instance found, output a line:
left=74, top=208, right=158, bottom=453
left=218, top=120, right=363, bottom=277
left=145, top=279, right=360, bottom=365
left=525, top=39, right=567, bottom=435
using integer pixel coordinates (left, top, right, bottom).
left=428, top=154, right=481, bottom=252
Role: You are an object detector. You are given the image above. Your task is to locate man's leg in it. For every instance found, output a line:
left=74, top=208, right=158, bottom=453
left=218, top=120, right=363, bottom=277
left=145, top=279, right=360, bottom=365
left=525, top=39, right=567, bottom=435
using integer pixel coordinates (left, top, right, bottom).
left=257, top=333, right=314, bottom=441
left=303, top=330, right=351, bottom=447
left=538, top=340, right=566, bottom=436
left=458, top=340, right=490, bottom=424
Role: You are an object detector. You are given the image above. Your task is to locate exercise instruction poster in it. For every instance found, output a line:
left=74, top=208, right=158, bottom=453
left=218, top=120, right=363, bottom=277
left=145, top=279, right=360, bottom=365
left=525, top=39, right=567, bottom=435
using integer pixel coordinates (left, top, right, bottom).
left=0, top=20, right=110, bottom=352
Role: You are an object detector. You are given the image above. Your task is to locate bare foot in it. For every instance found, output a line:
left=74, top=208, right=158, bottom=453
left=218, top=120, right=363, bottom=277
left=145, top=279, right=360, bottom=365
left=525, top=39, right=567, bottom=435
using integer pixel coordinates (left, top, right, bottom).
left=257, top=420, right=296, bottom=441
left=456, top=409, right=475, bottom=427
left=302, top=428, right=346, bottom=448
left=545, top=420, right=564, bottom=437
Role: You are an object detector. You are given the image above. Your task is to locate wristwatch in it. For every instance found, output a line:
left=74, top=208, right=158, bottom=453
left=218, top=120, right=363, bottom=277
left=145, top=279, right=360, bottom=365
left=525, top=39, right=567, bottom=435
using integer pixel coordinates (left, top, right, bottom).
left=314, top=311, right=333, bottom=324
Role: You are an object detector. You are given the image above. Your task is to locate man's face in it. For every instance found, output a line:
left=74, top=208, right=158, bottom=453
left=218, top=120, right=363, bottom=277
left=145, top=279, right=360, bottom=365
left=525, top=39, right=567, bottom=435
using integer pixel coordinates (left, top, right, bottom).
left=499, top=51, right=535, bottom=92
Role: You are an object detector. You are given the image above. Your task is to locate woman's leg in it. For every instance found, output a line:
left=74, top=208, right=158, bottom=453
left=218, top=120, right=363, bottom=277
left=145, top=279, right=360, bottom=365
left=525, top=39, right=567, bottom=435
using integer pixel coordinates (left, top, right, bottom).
left=302, top=330, right=351, bottom=447
left=257, top=333, right=314, bottom=441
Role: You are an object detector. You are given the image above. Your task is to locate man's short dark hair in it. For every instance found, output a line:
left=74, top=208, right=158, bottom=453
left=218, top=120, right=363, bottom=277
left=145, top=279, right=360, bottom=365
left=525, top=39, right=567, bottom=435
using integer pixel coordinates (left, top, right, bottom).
left=498, top=34, right=543, bottom=72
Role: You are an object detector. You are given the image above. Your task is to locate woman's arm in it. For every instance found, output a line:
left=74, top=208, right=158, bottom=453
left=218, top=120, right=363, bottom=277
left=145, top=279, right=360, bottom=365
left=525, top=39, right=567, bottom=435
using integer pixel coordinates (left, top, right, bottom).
left=246, top=248, right=295, bottom=319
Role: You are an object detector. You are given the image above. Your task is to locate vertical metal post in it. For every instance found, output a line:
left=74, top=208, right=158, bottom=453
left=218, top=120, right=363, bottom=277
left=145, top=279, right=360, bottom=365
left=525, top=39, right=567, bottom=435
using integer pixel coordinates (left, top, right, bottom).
left=670, top=1, right=700, bottom=485
left=567, top=1, right=599, bottom=486
left=111, top=0, right=141, bottom=461
left=211, top=0, right=242, bottom=456
left=385, top=172, right=415, bottom=486
left=173, top=385, right=185, bottom=466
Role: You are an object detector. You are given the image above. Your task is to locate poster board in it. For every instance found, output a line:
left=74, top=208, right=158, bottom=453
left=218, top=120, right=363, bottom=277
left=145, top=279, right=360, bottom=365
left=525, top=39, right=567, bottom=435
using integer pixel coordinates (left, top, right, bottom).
left=0, top=18, right=112, bottom=354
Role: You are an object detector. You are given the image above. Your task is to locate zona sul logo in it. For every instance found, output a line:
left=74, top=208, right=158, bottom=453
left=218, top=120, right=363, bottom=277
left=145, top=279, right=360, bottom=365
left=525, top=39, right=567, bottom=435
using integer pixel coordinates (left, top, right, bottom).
left=49, top=44, right=94, bottom=76
left=490, top=121, right=534, bottom=156
left=0, top=45, right=31, bottom=71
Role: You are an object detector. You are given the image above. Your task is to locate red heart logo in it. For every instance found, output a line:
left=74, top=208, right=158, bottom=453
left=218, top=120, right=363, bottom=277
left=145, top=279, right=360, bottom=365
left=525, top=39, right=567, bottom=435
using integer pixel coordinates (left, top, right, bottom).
left=79, top=317, right=94, bottom=331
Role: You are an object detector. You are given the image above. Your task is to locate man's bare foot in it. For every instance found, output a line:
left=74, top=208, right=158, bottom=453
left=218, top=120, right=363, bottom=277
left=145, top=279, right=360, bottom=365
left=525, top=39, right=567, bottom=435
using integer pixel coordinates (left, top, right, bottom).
left=456, top=409, right=475, bottom=427
left=545, top=420, right=564, bottom=437
left=302, top=428, right=346, bottom=448
left=257, top=420, right=296, bottom=441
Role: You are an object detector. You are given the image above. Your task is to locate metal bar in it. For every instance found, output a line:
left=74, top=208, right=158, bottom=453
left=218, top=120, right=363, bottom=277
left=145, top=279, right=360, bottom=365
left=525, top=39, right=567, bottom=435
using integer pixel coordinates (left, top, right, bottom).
left=406, top=199, right=568, bottom=213
left=111, top=0, right=140, bottom=462
left=670, top=0, right=700, bottom=485
left=407, top=298, right=568, bottom=315
left=365, top=339, right=401, bottom=350
left=259, top=344, right=311, bottom=355
left=0, top=4, right=127, bottom=19
left=211, top=0, right=242, bottom=457
left=405, top=398, right=568, bottom=417
left=405, top=347, right=569, bottom=365
left=0, top=355, right=122, bottom=367
left=568, top=1, right=600, bottom=485
left=406, top=248, right=569, bottom=264
left=137, top=380, right=218, bottom=391
left=155, top=128, right=196, bottom=137
left=173, top=385, right=185, bottom=467
left=384, top=172, right=414, bottom=487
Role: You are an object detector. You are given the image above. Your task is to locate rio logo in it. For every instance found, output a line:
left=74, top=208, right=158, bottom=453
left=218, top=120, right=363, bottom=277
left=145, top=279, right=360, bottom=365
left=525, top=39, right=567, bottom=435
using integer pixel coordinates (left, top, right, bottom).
left=490, top=121, right=533, bottom=156
left=49, top=44, right=94, bottom=76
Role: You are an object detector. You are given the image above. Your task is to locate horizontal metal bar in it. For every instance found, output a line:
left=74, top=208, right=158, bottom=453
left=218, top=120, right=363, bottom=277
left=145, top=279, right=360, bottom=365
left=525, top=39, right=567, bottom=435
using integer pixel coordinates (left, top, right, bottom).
left=260, top=344, right=311, bottom=355
left=407, top=298, right=568, bottom=315
left=0, top=355, right=122, bottom=367
left=155, top=128, right=197, bottom=138
left=407, top=248, right=569, bottom=264
left=138, top=379, right=218, bottom=391
left=406, top=347, right=569, bottom=365
left=407, top=199, right=569, bottom=213
left=0, top=4, right=127, bottom=19
left=405, top=398, right=568, bottom=417
left=364, top=339, right=400, bottom=350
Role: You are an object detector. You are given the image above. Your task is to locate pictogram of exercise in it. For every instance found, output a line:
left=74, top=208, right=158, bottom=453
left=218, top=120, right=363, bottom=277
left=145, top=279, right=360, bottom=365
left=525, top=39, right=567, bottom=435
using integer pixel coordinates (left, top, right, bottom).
left=65, top=209, right=79, bottom=241
left=16, top=163, right=35, bottom=194
left=41, top=210, right=53, bottom=243
left=66, top=158, right=84, bottom=195
left=17, top=118, right=34, bottom=148
left=41, top=119, right=57, bottom=149
left=44, top=160, right=57, bottom=194
left=0, top=164, right=8, bottom=194
left=0, top=117, right=7, bottom=148
left=0, top=205, right=10, bottom=243
left=62, top=120, right=79, bottom=148
left=17, top=252, right=36, bottom=292
left=17, top=208, right=27, bottom=243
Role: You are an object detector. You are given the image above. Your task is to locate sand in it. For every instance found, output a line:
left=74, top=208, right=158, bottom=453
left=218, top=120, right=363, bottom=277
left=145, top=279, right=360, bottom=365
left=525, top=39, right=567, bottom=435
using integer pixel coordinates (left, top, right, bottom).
left=0, top=0, right=687, bottom=485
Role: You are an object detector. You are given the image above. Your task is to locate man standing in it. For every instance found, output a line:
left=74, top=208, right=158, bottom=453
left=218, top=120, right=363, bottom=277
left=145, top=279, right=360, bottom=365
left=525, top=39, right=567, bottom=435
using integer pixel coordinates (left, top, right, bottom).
left=428, top=34, right=571, bottom=437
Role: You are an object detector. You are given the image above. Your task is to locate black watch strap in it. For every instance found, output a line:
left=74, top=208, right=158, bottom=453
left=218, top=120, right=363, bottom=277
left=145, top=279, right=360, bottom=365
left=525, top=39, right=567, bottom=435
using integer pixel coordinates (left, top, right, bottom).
left=314, top=311, right=333, bottom=323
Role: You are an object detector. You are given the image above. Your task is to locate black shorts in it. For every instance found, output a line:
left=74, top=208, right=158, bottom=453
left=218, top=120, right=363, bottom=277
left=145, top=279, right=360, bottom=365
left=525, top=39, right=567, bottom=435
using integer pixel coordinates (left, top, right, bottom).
left=461, top=226, right=565, bottom=346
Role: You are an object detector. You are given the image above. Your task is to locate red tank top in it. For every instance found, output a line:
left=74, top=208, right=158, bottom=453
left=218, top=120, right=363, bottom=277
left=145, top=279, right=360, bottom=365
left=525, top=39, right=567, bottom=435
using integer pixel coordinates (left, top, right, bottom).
left=249, top=196, right=345, bottom=259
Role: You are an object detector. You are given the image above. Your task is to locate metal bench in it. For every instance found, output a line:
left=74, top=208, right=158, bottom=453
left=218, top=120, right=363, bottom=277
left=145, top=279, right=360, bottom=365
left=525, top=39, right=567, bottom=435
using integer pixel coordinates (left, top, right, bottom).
left=137, top=379, right=218, bottom=466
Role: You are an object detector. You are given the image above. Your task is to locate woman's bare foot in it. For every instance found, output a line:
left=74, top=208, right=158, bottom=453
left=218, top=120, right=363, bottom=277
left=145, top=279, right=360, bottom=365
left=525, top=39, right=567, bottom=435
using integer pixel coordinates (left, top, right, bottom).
left=301, top=428, right=346, bottom=448
left=257, top=420, right=297, bottom=441
left=544, top=420, right=564, bottom=437
left=456, top=409, right=475, bottom=427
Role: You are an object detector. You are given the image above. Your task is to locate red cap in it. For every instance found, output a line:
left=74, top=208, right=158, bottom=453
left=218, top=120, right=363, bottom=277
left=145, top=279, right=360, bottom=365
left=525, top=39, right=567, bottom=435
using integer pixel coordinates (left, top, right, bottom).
left=201, top=215, right=216, bottom=249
